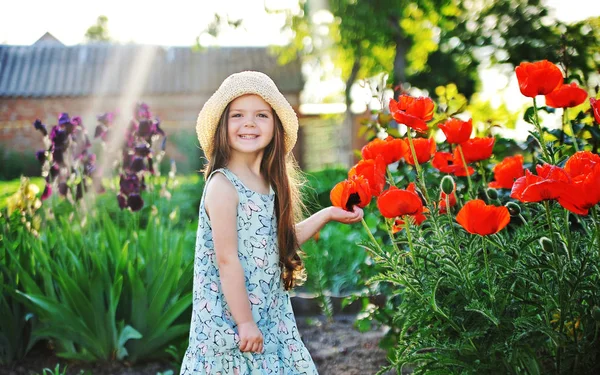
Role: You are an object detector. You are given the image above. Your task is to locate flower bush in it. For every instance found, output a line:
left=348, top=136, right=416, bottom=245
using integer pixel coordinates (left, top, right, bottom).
left=33, top=113, right=103, bottom=203
left=333, top=60, right=600, bottom=374
left=95, top=103, right=168, bottom=212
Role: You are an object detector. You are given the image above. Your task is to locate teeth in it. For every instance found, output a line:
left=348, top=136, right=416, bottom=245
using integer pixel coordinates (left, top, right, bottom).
left=240, top=135, right=258, bottom=139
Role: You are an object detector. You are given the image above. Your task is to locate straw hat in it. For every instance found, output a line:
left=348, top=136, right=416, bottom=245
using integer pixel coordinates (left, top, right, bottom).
left=196, top=71, right=298, bottom=161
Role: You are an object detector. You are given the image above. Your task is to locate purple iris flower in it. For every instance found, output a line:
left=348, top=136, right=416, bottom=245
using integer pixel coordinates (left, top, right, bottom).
left=135, top=143, right=151, bottom=157
left=117, top=194, right=127, bottom=209
left=50, top=127, right=68, bottom=147
left=36, top=150, right=46, bottom=163
left=131, top=157, right=146, bottom=172
left=41, top=184, right=52, bottom=201
left=49, top=164, right=60, bottom=178
left=52, top=148, right=64, bottom=164
left=58, top=182, right=68, bottom=196
left=58, top=113, right=70, bottom=126
left=33, top=119, right=48, bottom=136
left=137, top=120, right=153, bottom=138
left=127, top=194, right=144, bottom=211
left=119, top=173, right=140, bottom=195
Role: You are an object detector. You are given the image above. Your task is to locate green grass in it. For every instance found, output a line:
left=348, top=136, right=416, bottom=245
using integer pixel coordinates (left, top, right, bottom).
left=0, top=175, right=202, bottom=211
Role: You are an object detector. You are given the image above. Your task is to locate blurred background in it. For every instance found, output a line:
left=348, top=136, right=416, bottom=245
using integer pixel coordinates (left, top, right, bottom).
left=1, top=0, right=599, bottom=178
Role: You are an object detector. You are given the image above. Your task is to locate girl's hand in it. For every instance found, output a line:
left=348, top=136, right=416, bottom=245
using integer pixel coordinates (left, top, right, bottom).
left=328, top=205, right=364, bottom=224
left=237, top=321, right=264, bottom=353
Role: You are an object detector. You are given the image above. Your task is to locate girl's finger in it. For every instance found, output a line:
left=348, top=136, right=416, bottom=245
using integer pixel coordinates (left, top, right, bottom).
left=239, top=339, right=248, bottom=352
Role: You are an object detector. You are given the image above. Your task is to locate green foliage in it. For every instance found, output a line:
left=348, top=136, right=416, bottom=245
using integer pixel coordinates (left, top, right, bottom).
left=37, top=364, right=68, bottom=375
left=3, top=203, right=194, bottom=362
left=349, top=75, right=600, bottom=374
left=85, top=15, right=110, bottom=42
left=0, top=147, right=40, bottom=181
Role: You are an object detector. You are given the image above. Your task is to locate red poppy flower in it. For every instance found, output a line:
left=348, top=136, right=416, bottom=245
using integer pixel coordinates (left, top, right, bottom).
left=377, top=185, right=423, bottom=219
left=560, top=163, right=600, bottom=215
left=515, top=60, right=563, bottom=98
left=432, top=152, right=474, bottom=176
left=389, top=95, right=435, bottom=133
left=439, top=118, right=473, bottom=144
left=404, top=137, right=436, bottom=165
left=456, top=199, right=510, bottom=236
left=564, top=151, right=600, bottom=180
left=510, top=164, right=571, bottom=203
left=349, top=155, right=387, bottom=197
left=391, top=183, right=428, bottom=231
left=457, top=137, right=495, bottom=163
left=439, top=190, right=457, bottom=214
left=392, top=209, right=429, bottom=232
left=330, top=175, right=372, bottom=211
left=361, top=136, right=408, bottom=165
left=591, top=98, right=600, bottom=124
left=488, top=155, right=526, bottom=189
left=545, top=83, right=588, bottom=108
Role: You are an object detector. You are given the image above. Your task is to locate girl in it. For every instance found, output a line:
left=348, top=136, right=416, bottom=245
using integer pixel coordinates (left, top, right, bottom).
left=180, top=71, right=363, bottom=375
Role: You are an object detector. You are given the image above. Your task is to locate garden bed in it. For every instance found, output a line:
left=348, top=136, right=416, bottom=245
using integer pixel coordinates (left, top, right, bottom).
left=0, top=315, right=395, bottom=375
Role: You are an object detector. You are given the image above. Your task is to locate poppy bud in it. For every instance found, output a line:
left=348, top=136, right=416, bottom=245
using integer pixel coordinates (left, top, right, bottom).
left=593, top=306, right=600, bottom=322
left=440, top=175, right=455, bottom=195
left=505, top=202, right=521, bottom=216
left=539, top=237, right=553, bottom=253
left=486, top=188, right=498, bottom=200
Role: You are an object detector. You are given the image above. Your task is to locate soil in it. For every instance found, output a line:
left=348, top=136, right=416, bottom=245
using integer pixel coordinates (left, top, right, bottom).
left=1, top=315, right=396, bottom=375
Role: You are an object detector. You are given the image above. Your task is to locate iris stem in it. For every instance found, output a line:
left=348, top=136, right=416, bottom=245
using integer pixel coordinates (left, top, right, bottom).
left=533, top=98, right=551, bottom=162
left=457, top=145, right=473, bottom=199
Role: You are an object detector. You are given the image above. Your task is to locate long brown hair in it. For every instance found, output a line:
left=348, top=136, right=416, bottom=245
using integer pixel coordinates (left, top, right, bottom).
left=202, top=102, right=306, bottom=290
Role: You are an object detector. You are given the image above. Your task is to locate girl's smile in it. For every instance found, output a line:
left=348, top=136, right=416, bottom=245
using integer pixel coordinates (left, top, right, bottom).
left=227, top=94, right=274, bottom=156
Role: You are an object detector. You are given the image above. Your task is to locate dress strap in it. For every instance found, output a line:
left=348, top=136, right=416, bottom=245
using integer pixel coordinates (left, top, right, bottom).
left=201, top=168, right=242, bottom=202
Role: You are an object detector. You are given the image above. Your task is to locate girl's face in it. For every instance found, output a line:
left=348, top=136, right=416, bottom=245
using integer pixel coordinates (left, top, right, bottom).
left=227, top=94, right=275, bottom=158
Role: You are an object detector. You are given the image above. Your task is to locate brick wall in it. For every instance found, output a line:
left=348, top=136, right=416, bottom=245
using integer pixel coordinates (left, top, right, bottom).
left=0, top=93, right=304, bottom=168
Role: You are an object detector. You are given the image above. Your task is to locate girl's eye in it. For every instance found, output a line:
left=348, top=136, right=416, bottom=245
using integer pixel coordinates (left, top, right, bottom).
left=231, top=113, right=242, bottom=118
left=258, top=113, right=269, bottom=118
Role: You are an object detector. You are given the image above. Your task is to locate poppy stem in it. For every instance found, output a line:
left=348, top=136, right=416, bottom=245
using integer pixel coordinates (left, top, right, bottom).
left=406, top=131, right=431, bottom=205
left=482, top=236, right=495, bottom=303
left=563, top=108, right=580, bottom=152
left=532, top=98, right=552, bottom=162
left=360, top=218, right=384, bottom=256
left=457, top=145, right=474, bottom=198
left=404, top=217, right=416, bottom=263
left=386, top=168, right=397, bottom=187
left=385, top=218, right=401, bottom=255
left=591, top=206, right=600, bottom=251
left=478, top=162, right=488, bottom=192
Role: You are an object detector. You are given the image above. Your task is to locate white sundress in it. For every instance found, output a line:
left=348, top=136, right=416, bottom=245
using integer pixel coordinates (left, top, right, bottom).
left=180, top=167, right=319, bottom=375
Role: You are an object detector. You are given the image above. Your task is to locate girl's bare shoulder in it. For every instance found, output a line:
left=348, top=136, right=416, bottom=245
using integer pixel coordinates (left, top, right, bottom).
left=205, top=172, right=238, bottom=203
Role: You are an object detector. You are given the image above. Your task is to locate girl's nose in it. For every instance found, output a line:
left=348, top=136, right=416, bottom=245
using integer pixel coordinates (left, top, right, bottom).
left=244, top=120, right=256, bottom=127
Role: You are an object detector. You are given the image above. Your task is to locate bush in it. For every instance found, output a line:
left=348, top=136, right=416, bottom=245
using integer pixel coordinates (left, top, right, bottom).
left=0, top=147, right=40, bottom=181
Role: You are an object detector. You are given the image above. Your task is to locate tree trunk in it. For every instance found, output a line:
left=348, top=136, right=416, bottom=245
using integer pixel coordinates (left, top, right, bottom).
left=342, top=54, right=361, bottom=167
left=389, top=15, right=408, bottom=98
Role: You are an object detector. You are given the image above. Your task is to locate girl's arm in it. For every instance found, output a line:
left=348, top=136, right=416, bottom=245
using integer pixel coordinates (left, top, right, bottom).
left=295, top=206, right=364, bottom=246
left=205, top=173, right=263, bottom=353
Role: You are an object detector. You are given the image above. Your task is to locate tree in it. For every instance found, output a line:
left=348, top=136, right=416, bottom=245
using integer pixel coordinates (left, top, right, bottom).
left=85, top=15, right=110, bottom=43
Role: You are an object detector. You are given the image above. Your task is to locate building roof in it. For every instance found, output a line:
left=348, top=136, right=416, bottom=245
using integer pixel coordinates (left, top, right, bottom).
left=0, top=44, right=303, bottom=98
